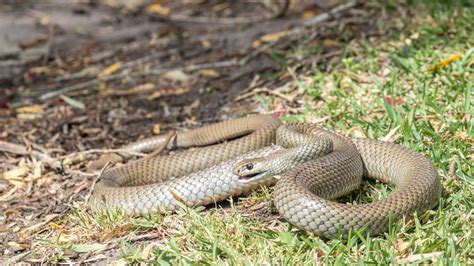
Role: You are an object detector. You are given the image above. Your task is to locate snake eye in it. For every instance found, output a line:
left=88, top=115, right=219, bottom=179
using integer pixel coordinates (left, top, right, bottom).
left=245, top=163, right=254, bottom=171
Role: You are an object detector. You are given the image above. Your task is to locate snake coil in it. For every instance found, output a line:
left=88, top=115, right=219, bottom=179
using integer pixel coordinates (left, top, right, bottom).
left=88, top=115, right=441, bottom=237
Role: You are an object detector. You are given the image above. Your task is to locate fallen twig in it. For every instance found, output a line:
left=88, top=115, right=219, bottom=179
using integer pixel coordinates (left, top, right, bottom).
left=38, top=2, right=356, bottom=102
left=84, top=161, right=112, bottom=204
left=240, top=0, right=357, bottom=65
left=19, top=213, right=60, bottom=239
left=303, top=1, right=358, bottom=27
left=38, top=48, right=178, bottom=101
left=21, top=135, right=51, bottom=156
left=290, top=2, right=360, bottom=41
left=38, top=78, right=103, bottom=101
left=144, top=130, right=176, bottom=159
left=0, top=141, right=129, bottom=179
left=0, top=140, right=61, bottom=169
left=156, top=0, right=289, bottom=25
left=146, top=60, right=239, bottom=75
left=67, top=170, right=97, bottom=177
left=0, top=186, right=19, bottom=202
left=57, top=149, right=147, bottom=160
left=121, top=48, right=179, bottom=69
left=235, top=87, right=294, bottom=102
left=39, top=59, right=238, bottom=101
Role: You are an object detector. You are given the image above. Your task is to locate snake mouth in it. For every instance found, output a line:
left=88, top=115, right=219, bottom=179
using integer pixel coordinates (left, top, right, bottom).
left=237, top=172, right=267, bottom=183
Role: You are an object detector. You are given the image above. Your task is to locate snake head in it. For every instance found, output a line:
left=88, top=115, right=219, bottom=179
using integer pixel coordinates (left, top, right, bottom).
left=232, top=158, right=270, bottom=183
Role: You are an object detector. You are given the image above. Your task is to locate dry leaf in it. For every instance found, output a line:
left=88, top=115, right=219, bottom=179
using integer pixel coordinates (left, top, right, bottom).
left=395, top=239, right=411, bottom=254
left=184, top=99, right=200, bottom=115
left=381, top=126, right=401, bottom=142
left=17, top=113, right=42, bottom=120
left=260, top=30, right=290, bottom=43
left=109, top=259, right=128, bottom=266
left=20, top=34, right=49, bottom=49
left=340, top=76, right=352, bottom=89
left=102, top=0, right=118, bottom=7
left=252, top=40, right=262, bottom=48
left=0, top=224, right=9, bottom=233
left=8, top=179, right=25, bottom=187
left=69, top=243, right=107, bottom=253
left=147, top=91, right=162, bottom=100
left=302, top=10, right=317, bottom=19
left=32, top=162, right=42, bottom=179
left=16, top=105, right=44, bottom=114
left=60, top=95, right=85, bottom=110
left=11, top=225, right=21, bottom=233
left=4, top=209, right=21, bottom=219
left=48, top=222, right=61, bottom=230
left=322, top=39, right=340, bottom=48
left=3, top=166, right=29, bottom=181
left=201, top=39, right=211, bottom=48
left=378, top=67, right=391, bottom=77
left=198, top=69, right=220, bottom=78
left=141, top=242, right=159, bottom=260
left=101, top=223, right=134, bottom=242
left=167, top=87, right=191, bottom=96
left=19, top=213, right=60, bottom=238
left=427, top=53, right=463, bottom=72
left=98, top=82, right=107, bottom=92
left=28, top=66, right=52, bottom=75
left=38, top=15, right=51, bottom=26
left=104, top=83, right=155, bottom=96
left=8, top=241, right=29, bottom=252
left=162, top=70, right=190, bottom=83
left=352, top=73, right=373, bottom=84
left=148, top=87, right=191, bottom=100
left=147, top=3, right=170, bottom=16
left=253, top=31, right=290, bottom=48
left=0, top=187, right=18, bottom=201
left=98, top=62, right=122, bottom=78
left=126, top=83, right=155, bottom=94
left=62, top=157, right=73, bottom=166
left=347, top=127, right=365, bottom=138
left=153, top=124, right=161, bottom=135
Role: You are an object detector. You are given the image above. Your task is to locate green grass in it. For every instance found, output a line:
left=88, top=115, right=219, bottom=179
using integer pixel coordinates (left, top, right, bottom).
left=12, top=1, right=473, bottom=264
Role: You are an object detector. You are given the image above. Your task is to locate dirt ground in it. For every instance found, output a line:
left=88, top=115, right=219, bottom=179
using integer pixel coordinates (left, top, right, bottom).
left=0, top=0, right=393, bottom=262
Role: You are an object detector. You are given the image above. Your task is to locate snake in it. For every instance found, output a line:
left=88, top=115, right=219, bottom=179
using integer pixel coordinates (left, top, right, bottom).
left=88, top=115, right=441, bottom=238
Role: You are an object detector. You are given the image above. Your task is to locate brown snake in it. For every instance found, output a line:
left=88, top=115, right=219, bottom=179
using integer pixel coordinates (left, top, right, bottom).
left=88, top=115, right=441, bottom=237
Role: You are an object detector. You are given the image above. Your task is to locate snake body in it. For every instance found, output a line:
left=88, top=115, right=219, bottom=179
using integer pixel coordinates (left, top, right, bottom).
left=88, top=115, right=441, bottom=237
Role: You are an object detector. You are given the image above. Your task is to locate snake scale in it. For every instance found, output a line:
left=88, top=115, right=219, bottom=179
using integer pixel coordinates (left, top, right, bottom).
left=88, top=115, right=441, bottom=237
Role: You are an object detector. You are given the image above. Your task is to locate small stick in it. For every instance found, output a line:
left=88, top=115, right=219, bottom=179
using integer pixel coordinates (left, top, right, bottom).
left=144, top=130, right=177, bottom=159
left=235, top=87, right=294, bottom=102
left=57, top=149, right=147, bottom=160
left=38, top=60, right=238, bottom=101
left=0, top=140, right=61, bottom=169
left=303, top=1, right=357, bottom=27
left=156, top=0, right=289, bottom=25
left=84, top=161, right=112, bottom=204
left=145, top=60, right=239, bottom=76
